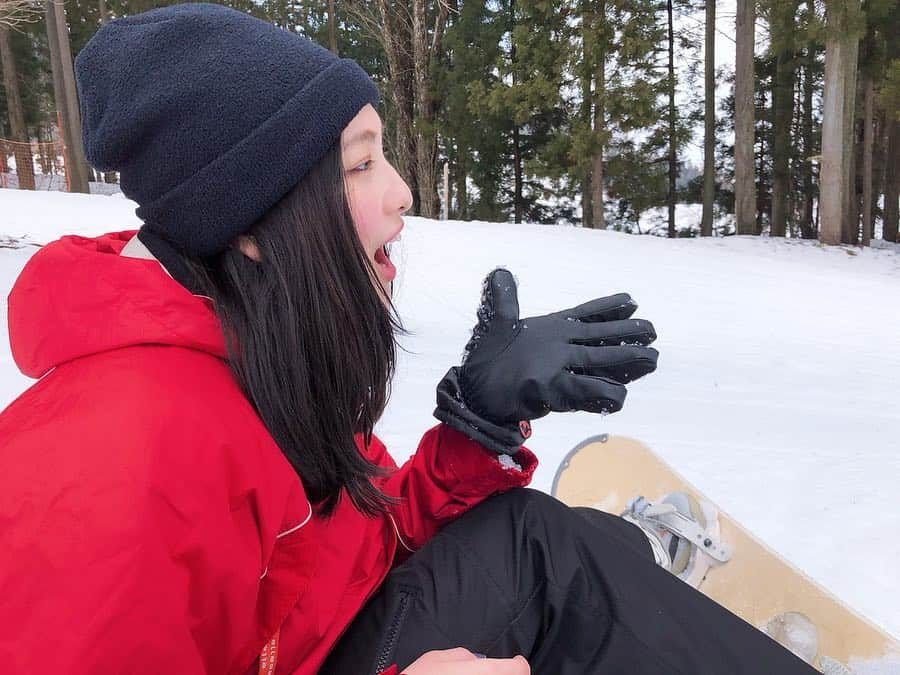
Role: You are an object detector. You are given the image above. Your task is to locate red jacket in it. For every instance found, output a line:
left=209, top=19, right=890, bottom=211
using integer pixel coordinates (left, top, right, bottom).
left=0, top=231, right=537, bottom=674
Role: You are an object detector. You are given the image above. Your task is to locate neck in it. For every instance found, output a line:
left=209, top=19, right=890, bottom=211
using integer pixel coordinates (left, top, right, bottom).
left=120, top=233, right=173, bottom=278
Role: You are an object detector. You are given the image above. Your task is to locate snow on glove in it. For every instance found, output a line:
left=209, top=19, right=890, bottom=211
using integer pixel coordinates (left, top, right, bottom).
left=434, top=268, right=659, bottom=455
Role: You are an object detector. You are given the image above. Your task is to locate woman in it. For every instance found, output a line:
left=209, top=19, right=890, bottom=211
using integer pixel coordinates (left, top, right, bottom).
left=0, top=4, right=815, bottom=674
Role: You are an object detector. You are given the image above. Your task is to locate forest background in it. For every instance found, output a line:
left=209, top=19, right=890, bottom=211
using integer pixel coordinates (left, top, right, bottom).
left=1, top=0, right=898, bottom=244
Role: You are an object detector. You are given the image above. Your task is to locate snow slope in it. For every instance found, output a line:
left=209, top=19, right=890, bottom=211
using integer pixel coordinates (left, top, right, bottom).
left=2, top=187, right=899, bottom=643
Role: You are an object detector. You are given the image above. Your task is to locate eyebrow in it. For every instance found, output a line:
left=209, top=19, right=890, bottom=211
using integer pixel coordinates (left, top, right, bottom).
left=343, top=128, right=379, bottom=148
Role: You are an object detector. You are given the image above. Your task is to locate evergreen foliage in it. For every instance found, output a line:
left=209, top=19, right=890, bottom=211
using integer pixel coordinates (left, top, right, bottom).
left=1, top=0, right=897, bottom=241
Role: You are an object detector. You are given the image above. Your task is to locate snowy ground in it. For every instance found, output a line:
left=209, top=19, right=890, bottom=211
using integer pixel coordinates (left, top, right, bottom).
left=2, top=187, right=899, bottom=646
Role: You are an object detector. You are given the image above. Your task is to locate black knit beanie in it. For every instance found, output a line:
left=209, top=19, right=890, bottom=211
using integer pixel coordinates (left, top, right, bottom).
left=74, top=2, right=380, bottom=272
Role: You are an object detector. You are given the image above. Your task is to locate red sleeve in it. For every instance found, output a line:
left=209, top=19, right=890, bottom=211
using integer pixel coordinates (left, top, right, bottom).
left=367, top=422, right=538, bottom=560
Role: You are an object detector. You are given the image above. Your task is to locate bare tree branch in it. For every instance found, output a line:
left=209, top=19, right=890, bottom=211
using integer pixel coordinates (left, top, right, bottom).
left=430, top=0, right=450, bottom=57
left=341, top=0, right=382, bottom=43
left=0, top=0, right=42, bottom=29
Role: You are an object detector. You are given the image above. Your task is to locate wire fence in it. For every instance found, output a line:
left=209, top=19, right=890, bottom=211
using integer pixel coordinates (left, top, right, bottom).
left=1, top=132, right=120, bottom=194
left=0, top=136, right=68, bottom=190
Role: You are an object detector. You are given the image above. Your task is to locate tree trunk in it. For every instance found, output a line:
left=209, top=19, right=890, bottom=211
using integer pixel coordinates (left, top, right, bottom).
left=883, top=118, right=899, bottom=242
left=454, top=146, right=468, bottom=220
left=580, top=58, right=592, bottom=228
left=410, top=0, right=449, bottom=218
left=700, top=0, right=715, bottom=236
left=513, top=125, right=523, bottom=223
left=799, top=30, right=816, bottom=239
left=328, top=0, right=337, bottom=54
left=871, top=106, right=885, bottom=238
left=819, top=1, right=860, bottom=246
left=770, top=0, right=797, bottom=238
left=411, top=0, right=436, bottom=217
left=861, top=75, right=873, bottom=246
left=0, top=25, right=35, bottom=190
left=45, top=0, right=89, bottom=193
left=509, top=0, right=522, bottom=223
left=841, top=41, right=860, bottom=244
left=667, top=0, right=677, bottom=238
left=97, top=0, right=116, bottom=184
left=589, top=74, right=604, bottom=230
left=734, top=0, right=755, bottom=235
left=590, top=0, right=606, bottom=232
left=376, top=0, right=417, bottom=212
left=755, top=93, right=765, bottom=235
left=580, top=0, right=593, bottom=228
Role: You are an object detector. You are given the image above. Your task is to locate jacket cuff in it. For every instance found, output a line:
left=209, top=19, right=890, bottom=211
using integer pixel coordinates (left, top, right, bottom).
left=435, top=422, right=538, bottom=495
left=434, top=366, right=529, bottom=455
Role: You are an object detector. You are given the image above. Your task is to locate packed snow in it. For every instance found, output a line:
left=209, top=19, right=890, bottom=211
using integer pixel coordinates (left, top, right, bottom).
left=2, top=188, right=899, bottom=649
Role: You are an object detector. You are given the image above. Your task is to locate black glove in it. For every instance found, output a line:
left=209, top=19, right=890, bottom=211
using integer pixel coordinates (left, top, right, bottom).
left=434, top=268, right=659, bottom=454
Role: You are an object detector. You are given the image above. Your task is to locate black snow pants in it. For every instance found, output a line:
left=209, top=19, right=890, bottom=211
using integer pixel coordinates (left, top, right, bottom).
left=319, top=488, right=817, bottom=675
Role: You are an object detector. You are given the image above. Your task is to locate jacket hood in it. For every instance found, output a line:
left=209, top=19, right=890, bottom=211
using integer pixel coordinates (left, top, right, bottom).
left=8, top=230, right=227, bottom=378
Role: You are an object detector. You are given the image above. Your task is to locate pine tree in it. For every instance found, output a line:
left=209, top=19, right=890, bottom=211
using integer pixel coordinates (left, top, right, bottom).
left=575, top=0, right=610, bottom=229
left=463, top=0, right=577, bottom=224
left=602, top=0, right=695, bottom=232
left=438, top=0, right=508, bottom=220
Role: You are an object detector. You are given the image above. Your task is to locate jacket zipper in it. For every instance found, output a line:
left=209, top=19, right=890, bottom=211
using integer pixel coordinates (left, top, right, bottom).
left=372, top=592, right=411, bottom=675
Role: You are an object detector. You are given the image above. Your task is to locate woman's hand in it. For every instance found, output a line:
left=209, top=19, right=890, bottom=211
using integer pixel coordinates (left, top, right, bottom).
left=434, top=268, right=659, bottom=454
left=402, top=648, right=530, bottom=674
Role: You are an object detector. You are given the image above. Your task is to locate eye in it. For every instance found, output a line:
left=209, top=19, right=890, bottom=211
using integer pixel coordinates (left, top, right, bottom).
left=352, top=159, right=373, bottom=173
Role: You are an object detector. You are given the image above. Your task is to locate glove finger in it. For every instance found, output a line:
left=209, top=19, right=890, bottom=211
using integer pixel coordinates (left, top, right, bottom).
left=555, top=371, right=627, bottom=414
left=481, top=268, right=520, bottom=324
left=554, top=293, right=637, bottom=323
left=568, top=344, right=659, bottom=384
left=569, top=318, right=657, bottom=346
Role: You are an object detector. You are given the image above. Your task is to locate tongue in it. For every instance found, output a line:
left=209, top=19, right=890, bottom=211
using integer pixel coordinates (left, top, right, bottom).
left=374, top=246, right=395, bottom=276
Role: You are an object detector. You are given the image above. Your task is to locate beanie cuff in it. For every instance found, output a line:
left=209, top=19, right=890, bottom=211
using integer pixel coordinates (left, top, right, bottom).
left=136, top=58, right=379, bottom=258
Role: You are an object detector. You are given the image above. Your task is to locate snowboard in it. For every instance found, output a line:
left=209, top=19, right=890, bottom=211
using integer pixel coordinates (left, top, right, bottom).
left=550, top=434, right=900, bottom=674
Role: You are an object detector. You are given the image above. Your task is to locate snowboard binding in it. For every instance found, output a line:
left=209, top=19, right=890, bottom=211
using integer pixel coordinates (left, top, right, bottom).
left=620, top=492, right=732, bottom=588
left=623, top=497, right=858, bottom=672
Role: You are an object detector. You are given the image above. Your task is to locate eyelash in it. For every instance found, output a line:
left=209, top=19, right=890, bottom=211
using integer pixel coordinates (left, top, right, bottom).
left=350, top=143, right=389, bottom=173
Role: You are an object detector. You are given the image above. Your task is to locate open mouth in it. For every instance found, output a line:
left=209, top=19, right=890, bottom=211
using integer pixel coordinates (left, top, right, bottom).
left=373, top=236, right=398, bottom=283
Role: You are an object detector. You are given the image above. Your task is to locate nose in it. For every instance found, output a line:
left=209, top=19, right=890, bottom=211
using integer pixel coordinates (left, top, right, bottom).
left=399, top=187, right=413, bottom=215
left=389, top=162, right=413, bottom=215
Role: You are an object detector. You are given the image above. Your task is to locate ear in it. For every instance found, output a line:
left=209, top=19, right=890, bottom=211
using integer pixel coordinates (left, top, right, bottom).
left=235, top=234, right=262, bottom=262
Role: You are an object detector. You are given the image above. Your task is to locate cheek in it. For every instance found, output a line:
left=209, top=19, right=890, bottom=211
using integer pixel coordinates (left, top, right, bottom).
left=347, top=187, right=379, bottom=249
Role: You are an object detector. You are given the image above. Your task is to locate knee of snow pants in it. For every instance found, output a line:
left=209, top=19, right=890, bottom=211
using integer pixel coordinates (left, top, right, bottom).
left=320, top=487, right=818, bottom=675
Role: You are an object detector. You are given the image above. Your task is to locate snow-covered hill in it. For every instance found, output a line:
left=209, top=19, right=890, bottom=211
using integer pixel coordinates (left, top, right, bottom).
left=2, top=187, right=899, bottom=642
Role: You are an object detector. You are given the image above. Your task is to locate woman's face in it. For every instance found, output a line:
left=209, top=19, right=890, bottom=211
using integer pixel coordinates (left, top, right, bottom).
left=341, top=104, right=413, bottom=298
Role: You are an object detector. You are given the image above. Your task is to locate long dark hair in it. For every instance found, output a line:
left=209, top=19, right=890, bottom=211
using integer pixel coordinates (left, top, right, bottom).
left=182, top=140, right=406, bottom=517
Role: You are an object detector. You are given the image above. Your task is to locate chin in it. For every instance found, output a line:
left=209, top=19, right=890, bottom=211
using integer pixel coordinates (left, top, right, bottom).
left=374, top=277, right=392, bottom=306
